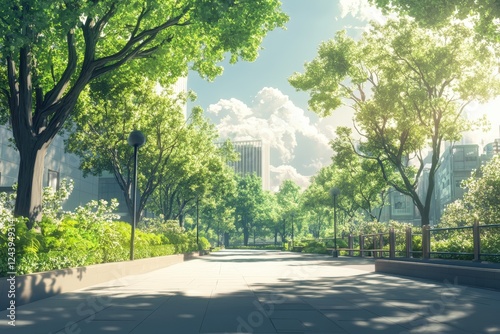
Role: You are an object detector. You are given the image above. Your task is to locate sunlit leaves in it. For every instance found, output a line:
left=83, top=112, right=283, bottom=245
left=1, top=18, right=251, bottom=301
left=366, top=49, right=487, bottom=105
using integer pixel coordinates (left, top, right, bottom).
left=290, top=17, right=500, bottom=226
left=370, top=0, right=500, bottom=43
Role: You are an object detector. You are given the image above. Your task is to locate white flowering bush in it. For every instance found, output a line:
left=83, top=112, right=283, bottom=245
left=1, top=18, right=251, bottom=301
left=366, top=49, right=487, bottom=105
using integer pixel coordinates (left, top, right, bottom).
left=0, top=179, right=194, bottom=275
left=0, top=187, right=16, bottom=229
left=69, top=198, right=120, bottom=225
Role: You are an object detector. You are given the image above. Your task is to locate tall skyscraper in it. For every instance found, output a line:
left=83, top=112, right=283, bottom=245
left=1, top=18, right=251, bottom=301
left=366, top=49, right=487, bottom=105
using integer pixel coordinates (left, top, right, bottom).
left=228, top=140, right=270, bottom=190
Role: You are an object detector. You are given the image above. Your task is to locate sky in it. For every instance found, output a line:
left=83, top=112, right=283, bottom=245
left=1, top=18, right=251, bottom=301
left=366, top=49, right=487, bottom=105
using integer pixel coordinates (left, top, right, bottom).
left=187, top=0, right=500, bottom=191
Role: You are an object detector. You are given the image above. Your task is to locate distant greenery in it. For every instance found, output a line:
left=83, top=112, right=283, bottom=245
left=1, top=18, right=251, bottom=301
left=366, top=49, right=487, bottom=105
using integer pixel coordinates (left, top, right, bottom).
left=226, top=245, right=283, bottom=251
left=432, top=156, right=500, bottom=262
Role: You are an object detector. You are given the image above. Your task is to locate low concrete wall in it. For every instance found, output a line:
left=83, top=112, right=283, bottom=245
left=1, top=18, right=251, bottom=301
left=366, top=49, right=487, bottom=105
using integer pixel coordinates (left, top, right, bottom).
left=0, top=252, right=201, bottom=309
left=375, top=259, right=500, bottom=290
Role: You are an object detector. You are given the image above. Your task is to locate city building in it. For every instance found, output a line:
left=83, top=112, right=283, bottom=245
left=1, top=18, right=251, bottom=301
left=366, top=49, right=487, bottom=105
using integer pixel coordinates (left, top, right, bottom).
left=227, top=140, right=271, bottom=191
left=0, top=124, right=100, bottom=211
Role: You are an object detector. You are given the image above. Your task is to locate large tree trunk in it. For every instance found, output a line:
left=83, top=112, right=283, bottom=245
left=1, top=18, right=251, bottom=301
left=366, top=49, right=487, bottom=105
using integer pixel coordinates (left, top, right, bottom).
left=420, top=206, right=431, bottom=226
left=14, top=142, right=49, bottom=229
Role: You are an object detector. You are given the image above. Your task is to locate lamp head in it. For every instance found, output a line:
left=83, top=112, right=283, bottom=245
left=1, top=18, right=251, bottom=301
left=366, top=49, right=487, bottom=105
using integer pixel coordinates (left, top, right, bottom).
left=330, top=187, right=340, bottom=197
left=128, top=130, right=146, bottom=148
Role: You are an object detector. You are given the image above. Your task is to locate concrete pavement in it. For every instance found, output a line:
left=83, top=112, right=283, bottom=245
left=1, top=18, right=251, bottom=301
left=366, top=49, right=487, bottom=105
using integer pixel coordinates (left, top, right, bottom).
left=1, top=249, right=499, bottom=333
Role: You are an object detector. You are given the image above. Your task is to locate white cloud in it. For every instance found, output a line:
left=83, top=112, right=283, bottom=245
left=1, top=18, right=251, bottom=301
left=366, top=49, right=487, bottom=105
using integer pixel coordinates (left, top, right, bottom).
left=461, top=98, right=500, bottom=147
left=270, top=165, right=311, bottom=192
left=339, top=0, right=387, bottom=25
left=207, top=98, right=253, bottom=119
left=207, top=87, right=333, bottom=189
left=304, top=158, right=326, bottom=171
left=208, top=87, right=331, bottom=164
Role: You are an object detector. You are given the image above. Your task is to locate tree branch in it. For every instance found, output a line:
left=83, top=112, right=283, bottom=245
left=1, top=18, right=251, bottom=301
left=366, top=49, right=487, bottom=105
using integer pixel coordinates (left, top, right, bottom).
left=91, top=7, right=191, bottom=79
left=41, top=31, right=77, bottom=111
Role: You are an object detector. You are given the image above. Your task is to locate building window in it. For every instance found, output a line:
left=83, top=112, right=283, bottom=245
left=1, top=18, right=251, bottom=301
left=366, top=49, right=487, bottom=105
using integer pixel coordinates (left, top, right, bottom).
left=48, top=170, right=59, bottom=191
left=391, top=192, right=413, bottom=216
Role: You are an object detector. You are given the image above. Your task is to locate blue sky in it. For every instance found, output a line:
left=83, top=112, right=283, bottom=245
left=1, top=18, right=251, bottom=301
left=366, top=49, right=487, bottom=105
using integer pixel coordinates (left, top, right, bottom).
left=186, top=0, right=382, bottom=190
left=187, top=0, right=500, bottom=191
left=188, top=0, right=362, bottom=112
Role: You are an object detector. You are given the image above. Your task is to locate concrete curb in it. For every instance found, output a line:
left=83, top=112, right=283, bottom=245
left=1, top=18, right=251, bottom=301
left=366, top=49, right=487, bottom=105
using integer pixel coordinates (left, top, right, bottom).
left=0, top=252, right=201, bottom=309
left=375, top=258, right=500, bottom=290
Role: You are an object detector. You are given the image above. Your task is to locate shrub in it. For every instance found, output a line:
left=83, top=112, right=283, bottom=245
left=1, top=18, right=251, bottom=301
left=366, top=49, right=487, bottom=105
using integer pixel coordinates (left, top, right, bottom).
left=0, top=183, right=216, bottom=276
left=0, top=218, right=42, bottom=275
left=302, top=240, right=327, bottom=254
left=198, top=237, right=211, bottom=251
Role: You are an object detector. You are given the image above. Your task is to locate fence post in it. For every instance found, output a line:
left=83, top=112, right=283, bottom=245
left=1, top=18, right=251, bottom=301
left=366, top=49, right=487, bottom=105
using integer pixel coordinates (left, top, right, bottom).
left=389, top=227, right=395, bottom=258
left=379, top=233, right=384, bottom=258
left=473, top=220, right=481, bottom=262
left=422, top=225, right=430, bottom=260
left=348, top=234, right=353, bottom=256
left=359, top=235, right=364, bottom=257
left=405, top=227, right=412, bottom=258
left=373, top=235, right=377, bottom=258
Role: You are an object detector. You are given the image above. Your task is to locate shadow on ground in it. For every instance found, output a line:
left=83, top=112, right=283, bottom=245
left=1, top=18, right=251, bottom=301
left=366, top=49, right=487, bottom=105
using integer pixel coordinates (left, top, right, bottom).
left=0, top=249, right=498, bottom=334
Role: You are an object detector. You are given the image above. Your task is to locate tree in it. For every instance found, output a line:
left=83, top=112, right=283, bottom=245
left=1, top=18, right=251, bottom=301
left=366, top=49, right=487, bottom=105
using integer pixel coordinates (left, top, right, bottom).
left=290, top=18, right=499, bottom=226
left=0, top=0, right=287, bottom=226
left=232, top=174, right=266, bottom=246
left=301, top=164, right=360, bottom=238
left=66, top=72, right=196, bottom=223
left=199, top=186, right=237, bottom=247
left=330, top=128, right=391, bottom=222
left=259, top=191, right=280, bottom=245
left=441, top=155, right=500, bottom=227
left=276, top=180, right=301, bottom=243
left=153, top=132, right=237, bottom=227
left=370, top=0, right=500, bottom=42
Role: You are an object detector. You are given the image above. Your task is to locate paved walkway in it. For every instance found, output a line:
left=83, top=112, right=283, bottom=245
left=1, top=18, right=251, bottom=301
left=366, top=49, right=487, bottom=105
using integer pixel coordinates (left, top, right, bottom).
left=1, top=249, right=500, bottom=333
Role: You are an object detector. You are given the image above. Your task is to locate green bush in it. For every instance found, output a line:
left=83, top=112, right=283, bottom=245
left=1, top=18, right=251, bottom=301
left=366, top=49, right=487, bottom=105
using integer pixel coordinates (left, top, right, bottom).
left=135, top=244, right=176, bottom=259
left=198, top=237, right=211, bottom=251
left=0, top=188, right=201, bottom=276
left=302, top=240, right=327, bottom=254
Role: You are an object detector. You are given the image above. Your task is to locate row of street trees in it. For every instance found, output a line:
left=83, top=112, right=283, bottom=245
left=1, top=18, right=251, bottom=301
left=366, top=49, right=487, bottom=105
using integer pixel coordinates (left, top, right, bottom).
left=66, top=70, right=237, bottom=227
left=2, top=0, right=499, bottom=240
left=290, top=16, right=500, bottom=226
left=218, top=0, right=500, bottom=242
left=0, top=0, right=288, bottom=226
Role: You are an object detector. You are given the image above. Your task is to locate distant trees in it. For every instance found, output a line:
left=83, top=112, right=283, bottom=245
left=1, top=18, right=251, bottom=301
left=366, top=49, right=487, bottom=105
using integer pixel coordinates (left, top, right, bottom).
left=276, top=180, right=301, bottom=243
left=231, top=174, right=267, bottom=246
left=290, top=18, right=500, bottom=226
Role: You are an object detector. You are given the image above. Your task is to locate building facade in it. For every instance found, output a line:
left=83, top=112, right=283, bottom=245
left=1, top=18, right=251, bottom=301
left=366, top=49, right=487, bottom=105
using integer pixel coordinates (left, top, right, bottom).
left=227, top=140, right=271, bottom=190
left=0, top=124, right=100, bottom=211
left=380, top=141, right=498, bottom=226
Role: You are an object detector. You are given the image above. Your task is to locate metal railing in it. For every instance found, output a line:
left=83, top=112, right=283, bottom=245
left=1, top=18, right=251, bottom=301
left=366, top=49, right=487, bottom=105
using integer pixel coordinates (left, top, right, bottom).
left=338, top=222, right=500, bottom=262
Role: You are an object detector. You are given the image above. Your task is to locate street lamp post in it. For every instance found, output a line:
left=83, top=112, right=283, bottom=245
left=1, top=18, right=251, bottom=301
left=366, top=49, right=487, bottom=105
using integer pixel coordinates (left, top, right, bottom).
left=291, top=212, right=295, bottom=250
left=330, top=187, right=341, bottom=258
left=128, top=130, right=146, bottom=261
left=196, top=195, right=199, bottom=246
